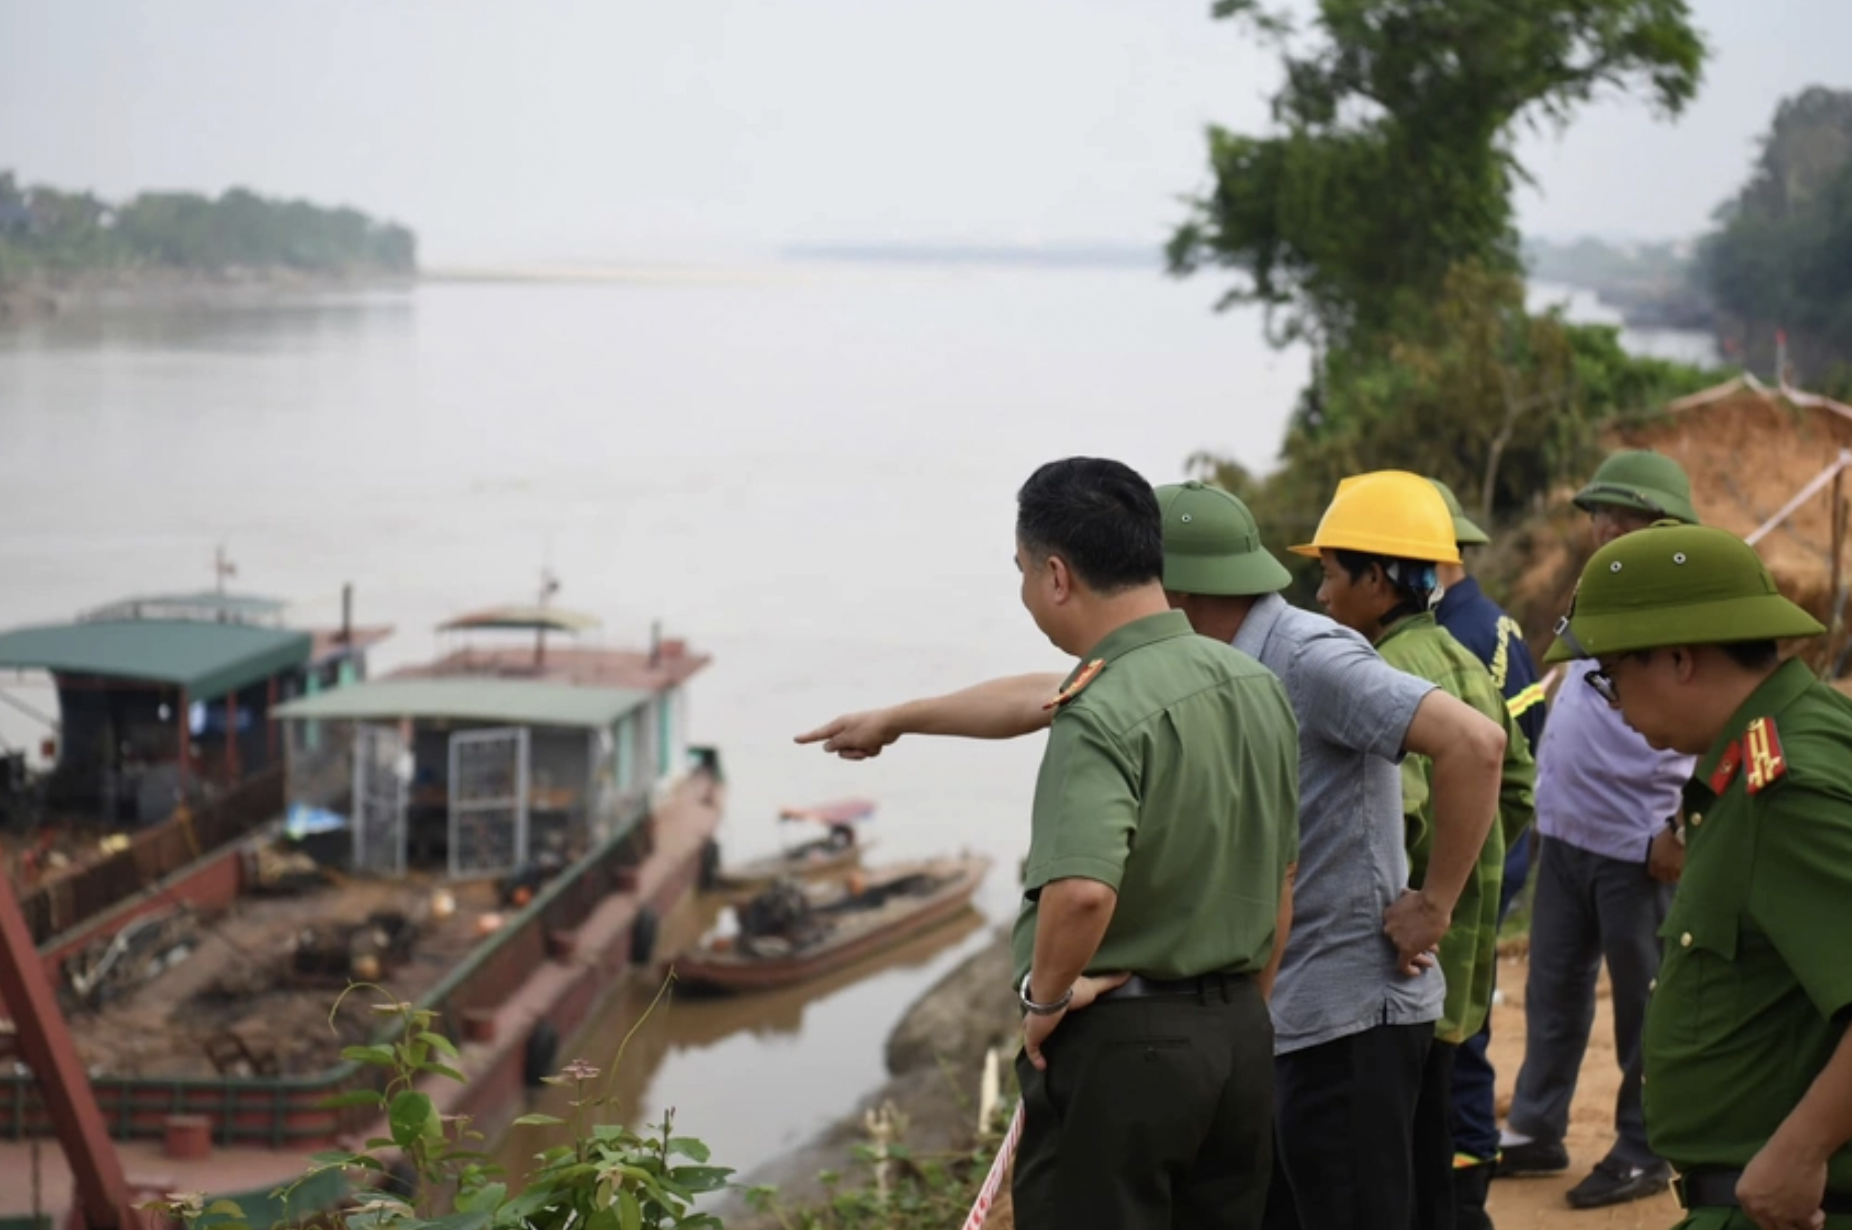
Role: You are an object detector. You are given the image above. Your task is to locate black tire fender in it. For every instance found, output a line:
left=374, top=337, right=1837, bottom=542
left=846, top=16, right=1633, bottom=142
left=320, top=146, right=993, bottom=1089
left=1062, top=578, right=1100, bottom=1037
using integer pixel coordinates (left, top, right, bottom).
left=522, top=1019, right=560, bottom=1088
left=630, top=906, right=659, bottom=967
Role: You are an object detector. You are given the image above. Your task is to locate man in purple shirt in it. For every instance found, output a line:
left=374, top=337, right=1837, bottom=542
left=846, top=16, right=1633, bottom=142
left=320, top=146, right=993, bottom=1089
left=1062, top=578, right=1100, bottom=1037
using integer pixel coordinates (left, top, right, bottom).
left=1496, top=450, right=1698, bottom=1210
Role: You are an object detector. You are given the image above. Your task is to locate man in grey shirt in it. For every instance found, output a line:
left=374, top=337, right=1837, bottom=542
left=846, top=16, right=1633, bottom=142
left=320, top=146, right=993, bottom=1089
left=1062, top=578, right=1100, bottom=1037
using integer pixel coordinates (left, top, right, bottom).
left=797, top=481, right=1509, bottom=1230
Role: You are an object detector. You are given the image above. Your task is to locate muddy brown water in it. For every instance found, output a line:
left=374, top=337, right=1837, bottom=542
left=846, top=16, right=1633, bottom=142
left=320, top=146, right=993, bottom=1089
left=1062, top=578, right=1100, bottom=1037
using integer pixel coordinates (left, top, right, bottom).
left=0, top=273, right=1710, bottom=1188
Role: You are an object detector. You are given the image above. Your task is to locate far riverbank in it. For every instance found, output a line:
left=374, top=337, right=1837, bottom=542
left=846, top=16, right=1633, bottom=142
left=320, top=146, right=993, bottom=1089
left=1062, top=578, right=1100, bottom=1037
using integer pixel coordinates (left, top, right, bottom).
left=0, top=266, right=415, bottom=325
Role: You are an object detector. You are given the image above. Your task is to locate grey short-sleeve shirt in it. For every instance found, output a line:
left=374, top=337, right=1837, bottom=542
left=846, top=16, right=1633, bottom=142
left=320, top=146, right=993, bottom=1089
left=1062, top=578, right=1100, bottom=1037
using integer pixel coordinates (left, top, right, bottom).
left=1233, top=594, right=1446, bottom=1053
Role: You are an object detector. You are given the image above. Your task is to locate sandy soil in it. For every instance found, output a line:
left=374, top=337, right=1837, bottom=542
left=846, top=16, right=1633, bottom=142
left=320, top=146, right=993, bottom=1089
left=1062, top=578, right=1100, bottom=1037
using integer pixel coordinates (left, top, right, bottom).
left=982, top=950, right=1681, bottom=1230
left=1497, top=388, right=1852, bottom=673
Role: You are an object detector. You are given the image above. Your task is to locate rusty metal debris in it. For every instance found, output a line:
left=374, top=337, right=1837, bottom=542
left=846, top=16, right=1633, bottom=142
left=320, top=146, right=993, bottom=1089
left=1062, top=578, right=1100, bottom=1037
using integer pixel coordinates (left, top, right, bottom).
left=62, top=909, right=199, bottom=1012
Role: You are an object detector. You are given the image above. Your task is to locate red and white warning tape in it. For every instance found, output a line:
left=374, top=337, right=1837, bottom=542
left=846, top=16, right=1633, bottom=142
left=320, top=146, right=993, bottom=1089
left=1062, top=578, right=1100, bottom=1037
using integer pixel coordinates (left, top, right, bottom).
left=961, top=1101, right=1025, bottom=1230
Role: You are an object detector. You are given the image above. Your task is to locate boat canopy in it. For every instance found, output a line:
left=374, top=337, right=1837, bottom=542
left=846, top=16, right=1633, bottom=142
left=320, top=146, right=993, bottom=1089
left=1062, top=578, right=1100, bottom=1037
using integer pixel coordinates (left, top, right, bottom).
left=0, top=617, right=311, bottom=702
left=272, top=676, right=652, bottom=729
left=439, top=605, right=602, bottom=634
left=78, top=591, right=288, bottom=626
left=778, top=797, right=878, bottom=826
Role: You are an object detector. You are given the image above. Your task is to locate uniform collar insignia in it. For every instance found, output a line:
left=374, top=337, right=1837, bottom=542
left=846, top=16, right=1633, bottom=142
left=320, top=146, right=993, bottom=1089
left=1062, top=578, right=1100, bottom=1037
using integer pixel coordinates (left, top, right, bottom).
left=1744, top=716, right=1788, bottom=794
left=1709, top=740, right=1742, bottom=794
left=1043, top=659, right=1106, bottom=711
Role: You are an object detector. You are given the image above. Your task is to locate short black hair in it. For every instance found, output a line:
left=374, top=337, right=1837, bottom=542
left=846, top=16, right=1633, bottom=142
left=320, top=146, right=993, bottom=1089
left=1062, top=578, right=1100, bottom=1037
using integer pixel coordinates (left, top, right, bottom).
left=1331, top=549, right=1439, bottom=606
left=1016, top=458, right=1163, bottom=593
left=1718, top=640, right=1780, bottom=671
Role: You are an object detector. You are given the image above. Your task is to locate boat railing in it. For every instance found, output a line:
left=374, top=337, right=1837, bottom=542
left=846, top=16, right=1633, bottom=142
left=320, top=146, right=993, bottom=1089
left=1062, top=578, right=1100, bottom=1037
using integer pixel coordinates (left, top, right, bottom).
left=16, top=767, right=286, bottom=947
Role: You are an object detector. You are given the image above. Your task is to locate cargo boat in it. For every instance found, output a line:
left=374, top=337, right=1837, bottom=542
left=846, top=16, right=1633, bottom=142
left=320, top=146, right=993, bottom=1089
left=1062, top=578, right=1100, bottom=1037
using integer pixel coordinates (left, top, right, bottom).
left=0, top=596, right=725, bottom=1228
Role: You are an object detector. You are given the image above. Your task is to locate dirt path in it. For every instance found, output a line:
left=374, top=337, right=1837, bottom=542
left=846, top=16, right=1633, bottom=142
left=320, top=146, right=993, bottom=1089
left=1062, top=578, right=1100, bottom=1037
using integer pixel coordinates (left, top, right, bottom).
left=983, top=951, right=1680, bottom=1230
left=1484, top=952, right=1680, bottom=1228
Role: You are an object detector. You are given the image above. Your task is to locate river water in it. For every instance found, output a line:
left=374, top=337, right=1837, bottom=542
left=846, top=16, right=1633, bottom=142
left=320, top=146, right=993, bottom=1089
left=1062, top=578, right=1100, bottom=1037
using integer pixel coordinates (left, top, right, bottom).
left=0, top=266, right=1712, bottom=1185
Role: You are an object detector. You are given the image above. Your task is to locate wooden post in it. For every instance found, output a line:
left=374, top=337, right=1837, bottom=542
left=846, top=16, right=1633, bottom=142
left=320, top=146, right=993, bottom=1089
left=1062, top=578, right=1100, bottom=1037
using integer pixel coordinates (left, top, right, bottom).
left=224, top=690, right=240, bottom=783
left=174, top=687, right=189, bottom=796
left=0, top=867, right=140, bottom=1229
left=266, top=677, right=279, bottom=768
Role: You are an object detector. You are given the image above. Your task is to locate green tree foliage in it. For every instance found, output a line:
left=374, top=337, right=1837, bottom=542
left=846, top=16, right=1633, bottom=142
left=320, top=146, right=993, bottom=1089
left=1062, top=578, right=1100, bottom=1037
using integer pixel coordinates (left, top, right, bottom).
left=1700, top=87, right=1852, bottom=375
left=1168, top=0, right=1706, bottom=355
left=0, top=171, right=416, bottom=285
left=1171, top=1, right=1714, bottom=564
left=1190, top=265, right=1721, bottom=597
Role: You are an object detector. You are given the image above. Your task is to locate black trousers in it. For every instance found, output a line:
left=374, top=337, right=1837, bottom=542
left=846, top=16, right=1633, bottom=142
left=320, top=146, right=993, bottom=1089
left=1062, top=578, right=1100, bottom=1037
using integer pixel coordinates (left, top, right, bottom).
left=1412, top=1040, right=1460, bottom=1230
left=1013, top=976, right=1273, bottom=1230
left=1262, top=1021, right=1433, bottom=1230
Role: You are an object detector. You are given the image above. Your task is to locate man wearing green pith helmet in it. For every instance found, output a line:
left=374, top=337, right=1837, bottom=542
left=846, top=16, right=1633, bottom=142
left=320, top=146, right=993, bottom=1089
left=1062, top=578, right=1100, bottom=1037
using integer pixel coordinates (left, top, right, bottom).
left=797, top=479, right=1512, bottom=1230
left=1546, top=522, right=1852, bottom=1230
left=1500, top=450, right=1699, bottom=1210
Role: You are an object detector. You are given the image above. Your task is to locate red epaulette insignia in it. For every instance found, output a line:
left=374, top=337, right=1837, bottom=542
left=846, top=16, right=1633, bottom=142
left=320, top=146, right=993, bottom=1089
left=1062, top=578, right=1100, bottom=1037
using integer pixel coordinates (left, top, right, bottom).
left=1744, top=716, right=1788, bottom=794
left=1042, top=659, right=1106, bottom=711
left=1709, top=741, right=1742, bottom=794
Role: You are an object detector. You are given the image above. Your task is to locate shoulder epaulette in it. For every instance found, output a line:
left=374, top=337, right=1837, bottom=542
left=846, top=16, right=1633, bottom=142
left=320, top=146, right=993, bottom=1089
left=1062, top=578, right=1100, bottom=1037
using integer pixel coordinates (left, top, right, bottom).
left=1042, top=659, right=1106, bottom=711
left=1744, top=716, right=1788, bottom=794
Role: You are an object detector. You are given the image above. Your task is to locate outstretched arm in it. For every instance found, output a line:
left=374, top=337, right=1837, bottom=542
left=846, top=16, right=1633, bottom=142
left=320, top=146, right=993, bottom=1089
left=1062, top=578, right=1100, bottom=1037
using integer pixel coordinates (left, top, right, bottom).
left=794, top=672, right=1063, bottom=760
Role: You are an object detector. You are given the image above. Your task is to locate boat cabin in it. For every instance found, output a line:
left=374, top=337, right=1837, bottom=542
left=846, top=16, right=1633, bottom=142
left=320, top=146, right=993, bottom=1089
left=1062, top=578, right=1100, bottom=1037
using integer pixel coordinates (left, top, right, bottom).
left=0, top=592, right=385, bottom=826
left=271, top=611, right=708, bottom=879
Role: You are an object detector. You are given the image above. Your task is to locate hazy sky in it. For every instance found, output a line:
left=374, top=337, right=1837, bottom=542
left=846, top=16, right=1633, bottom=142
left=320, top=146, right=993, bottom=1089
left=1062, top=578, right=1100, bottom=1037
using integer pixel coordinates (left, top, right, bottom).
left=3, top=0, right=1847, bottom=264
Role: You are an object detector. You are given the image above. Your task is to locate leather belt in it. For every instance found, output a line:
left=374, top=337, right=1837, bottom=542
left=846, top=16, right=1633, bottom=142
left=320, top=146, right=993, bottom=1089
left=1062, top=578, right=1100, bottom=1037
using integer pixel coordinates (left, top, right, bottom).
left=1675, top=1170, right=1852, bottom=1214
left=1099, top=971, right=1251, bottom=1001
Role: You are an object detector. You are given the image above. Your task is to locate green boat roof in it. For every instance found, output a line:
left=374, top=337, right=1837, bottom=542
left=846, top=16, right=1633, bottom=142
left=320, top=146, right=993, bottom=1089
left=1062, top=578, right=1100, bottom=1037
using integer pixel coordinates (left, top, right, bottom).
left=0, top=619, right=312, bottom=702
left=271, top=677, right=653, bottom=729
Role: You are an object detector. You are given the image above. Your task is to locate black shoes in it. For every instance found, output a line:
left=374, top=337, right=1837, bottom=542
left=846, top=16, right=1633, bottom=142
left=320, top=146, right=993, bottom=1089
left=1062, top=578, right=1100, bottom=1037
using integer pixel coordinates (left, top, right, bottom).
left=1564, top=1158, right=1674, bottom=1209
left=1493, top=1138, right=1569, bottom=1177
left=1454, top=1160, right=1496, bottom=1230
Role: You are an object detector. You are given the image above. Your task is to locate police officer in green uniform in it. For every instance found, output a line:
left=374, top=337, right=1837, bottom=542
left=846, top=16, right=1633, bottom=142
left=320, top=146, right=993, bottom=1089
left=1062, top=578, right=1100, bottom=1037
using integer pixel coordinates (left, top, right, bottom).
left=1547, top=522, right=1852, bottom=1230
left=1008, top=457, right=1300, bottom=1230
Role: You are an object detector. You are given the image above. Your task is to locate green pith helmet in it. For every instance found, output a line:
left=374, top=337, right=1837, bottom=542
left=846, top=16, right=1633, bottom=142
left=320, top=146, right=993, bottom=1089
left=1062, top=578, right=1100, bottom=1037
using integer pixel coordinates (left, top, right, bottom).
left=1544, top=523, right=1823, bottom=664
left=1155, top=481, right=1293, bottom=597
left=1572, top=449, right=1700, bottom=525
left=1426, top=477, right=1491, bottom=546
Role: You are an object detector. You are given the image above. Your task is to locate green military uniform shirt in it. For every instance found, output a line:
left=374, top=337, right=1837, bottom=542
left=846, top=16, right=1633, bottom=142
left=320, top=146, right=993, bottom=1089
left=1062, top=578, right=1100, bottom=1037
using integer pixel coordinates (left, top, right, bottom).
left=1376, top=612, right=1536, bottom=1044
left=1010, top=610, right=1300, bottom=985
left=1645, top=656, right=1852, bottom=1201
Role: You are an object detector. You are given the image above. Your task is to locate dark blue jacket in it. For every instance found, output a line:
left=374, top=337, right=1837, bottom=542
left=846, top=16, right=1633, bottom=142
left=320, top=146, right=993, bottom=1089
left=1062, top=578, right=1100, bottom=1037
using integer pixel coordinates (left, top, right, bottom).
left=1435, top=576, right=1546, bottom=756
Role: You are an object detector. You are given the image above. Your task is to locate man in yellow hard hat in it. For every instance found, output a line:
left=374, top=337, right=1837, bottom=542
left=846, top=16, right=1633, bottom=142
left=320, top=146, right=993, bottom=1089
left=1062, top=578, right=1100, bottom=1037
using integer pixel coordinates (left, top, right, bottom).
left=1295, top=469, right=1536, bottom=1230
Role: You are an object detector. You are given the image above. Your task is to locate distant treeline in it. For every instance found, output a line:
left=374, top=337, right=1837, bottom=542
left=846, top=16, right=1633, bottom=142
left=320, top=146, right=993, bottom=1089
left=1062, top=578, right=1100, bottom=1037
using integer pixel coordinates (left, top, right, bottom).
left=1526, top=86, right=1852, bottom=384
left=0, top=171, right=417, bottom=284
left=1699, top=87, right=1852, bottom=381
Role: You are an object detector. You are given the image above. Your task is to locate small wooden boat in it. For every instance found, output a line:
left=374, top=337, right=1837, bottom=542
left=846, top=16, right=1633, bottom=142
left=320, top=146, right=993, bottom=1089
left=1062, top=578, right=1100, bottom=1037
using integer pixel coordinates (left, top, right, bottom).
left=709, top=797, right=877, bottom=892
left=673, top=853, right=991, bottom=993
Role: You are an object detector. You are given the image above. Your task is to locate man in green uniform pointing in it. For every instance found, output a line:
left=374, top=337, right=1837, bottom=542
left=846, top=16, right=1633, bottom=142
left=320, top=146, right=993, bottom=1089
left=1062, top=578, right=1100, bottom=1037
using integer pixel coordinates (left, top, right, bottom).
left=1547, top=522, right=1852, bottom=1230
left=1006, top=457, right=1298, bottom=1229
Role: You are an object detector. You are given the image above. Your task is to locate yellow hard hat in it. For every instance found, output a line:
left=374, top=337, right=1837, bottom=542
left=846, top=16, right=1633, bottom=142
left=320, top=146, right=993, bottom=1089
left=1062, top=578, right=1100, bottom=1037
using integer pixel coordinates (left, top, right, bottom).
left=1290, top=470, right=1463, bottom=564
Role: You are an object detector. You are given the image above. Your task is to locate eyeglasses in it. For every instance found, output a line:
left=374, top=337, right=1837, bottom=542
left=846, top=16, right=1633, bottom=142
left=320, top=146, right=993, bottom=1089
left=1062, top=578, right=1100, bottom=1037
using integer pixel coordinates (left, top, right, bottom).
left=1584, top=651, right=1653, bottom=705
